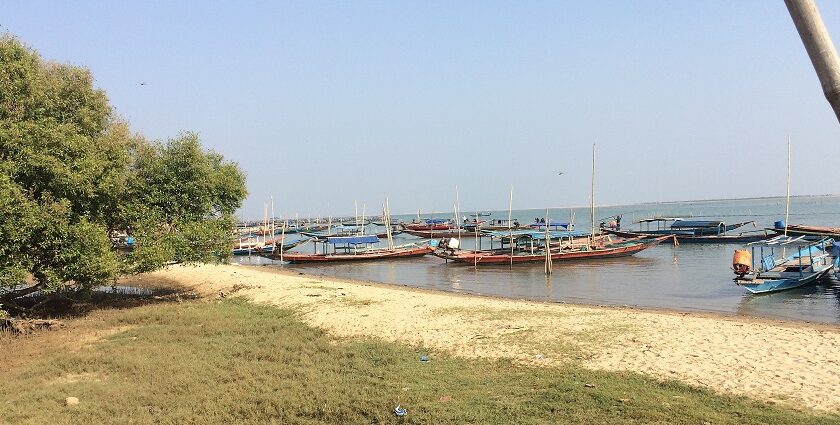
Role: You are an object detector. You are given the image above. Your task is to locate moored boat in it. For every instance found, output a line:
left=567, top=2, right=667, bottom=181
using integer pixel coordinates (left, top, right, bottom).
left=432, top=234, right=671, bottom=265
left=732, top=236, right=839, bottom=294
left=604, top=217, right=767, bottom=243
left=279, top=235, right=432, bottom=263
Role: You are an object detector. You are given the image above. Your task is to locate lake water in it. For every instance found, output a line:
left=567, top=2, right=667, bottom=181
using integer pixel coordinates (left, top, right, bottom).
left=235, top=196, right=840, bottom=325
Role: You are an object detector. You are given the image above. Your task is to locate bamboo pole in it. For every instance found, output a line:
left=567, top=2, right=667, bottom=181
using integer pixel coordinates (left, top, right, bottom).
left=280, top=220, right=287, bottom=264
left=544, top=209, right=552, bottom=275
left=385, top=197, right=394, bottom=250
left=785, top=0, right=840, bottom=124
left=474, top=211, right=479, bottom=270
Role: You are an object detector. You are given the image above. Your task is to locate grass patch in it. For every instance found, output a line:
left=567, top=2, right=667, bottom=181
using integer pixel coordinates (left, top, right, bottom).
left=0, top=299, right=836, bottom=424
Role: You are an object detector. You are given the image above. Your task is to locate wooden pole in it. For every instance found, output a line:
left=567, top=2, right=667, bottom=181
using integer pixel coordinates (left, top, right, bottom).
left=474, top=211, right=479, bottom=270
left=280, top=220, right=287, bottom=264
left=785, top=0, right=840, bottom=124
left=508, top=187, right=514, bottom=268
left=544, top=209, right=552, bottom=275
left=385, top=197, right=394, bottom=250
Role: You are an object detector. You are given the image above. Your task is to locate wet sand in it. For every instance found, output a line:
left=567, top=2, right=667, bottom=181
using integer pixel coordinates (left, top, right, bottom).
left=125, top=263, right=840, bottom=412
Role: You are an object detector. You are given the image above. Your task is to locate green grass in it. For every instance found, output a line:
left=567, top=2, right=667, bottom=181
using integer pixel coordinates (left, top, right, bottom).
left=1, top=299, right=838, bottom=424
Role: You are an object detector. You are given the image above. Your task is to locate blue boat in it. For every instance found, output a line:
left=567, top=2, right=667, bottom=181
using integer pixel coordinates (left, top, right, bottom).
left=732, top=236, right=840, bottom=294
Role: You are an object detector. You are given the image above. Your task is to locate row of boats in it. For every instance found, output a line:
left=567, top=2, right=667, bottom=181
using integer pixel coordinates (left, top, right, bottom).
left=232, top=215, right=840, bottom=295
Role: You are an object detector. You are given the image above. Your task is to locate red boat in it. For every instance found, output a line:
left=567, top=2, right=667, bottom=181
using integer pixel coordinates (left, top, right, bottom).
left=282, top=245, right=432, bottom=263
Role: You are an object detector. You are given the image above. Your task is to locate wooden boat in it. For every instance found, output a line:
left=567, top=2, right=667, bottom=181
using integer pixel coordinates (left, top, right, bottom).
left=732, top=236, right=839, bottom=294
left=232, top=240, right=264, bottom=255
left=256, top=237, right=312, bottom=254
left=300, top=228, right=404, bottom=241
left=432, top=234, right=671, bottom=265
left=467, top=219, right=520, bottom=231
left=604, top=218, right=767, bottom=243
left=403, top=228, right=476, bottom=238
left=278, top=235, right=431, bottom=263
left=767, top=223, right=840, bottom=240
left=403, top=219, right=455, bottom=231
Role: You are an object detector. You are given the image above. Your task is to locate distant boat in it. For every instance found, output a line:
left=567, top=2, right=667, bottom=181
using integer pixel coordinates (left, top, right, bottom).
left=604, top=217, right=767, bottom=243
left=732, top=236, right=838, bottom=294
left=403, top=219, right=455, bottom=231
left=279, top=235, right=431, bottom=263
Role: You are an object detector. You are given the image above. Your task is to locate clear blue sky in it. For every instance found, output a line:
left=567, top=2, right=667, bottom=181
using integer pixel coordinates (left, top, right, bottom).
left=4, top=1, right=840, bottom=219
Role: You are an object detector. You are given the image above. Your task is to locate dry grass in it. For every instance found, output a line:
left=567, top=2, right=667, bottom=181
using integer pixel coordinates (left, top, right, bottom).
left=1, top=299, right=837, bottom=424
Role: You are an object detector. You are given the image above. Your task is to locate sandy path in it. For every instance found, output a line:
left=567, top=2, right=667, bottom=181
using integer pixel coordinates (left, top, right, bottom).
left=128, top=263, right=840, bottom=412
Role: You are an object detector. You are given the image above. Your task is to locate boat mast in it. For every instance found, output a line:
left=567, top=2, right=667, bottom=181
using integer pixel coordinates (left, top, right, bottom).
left=785, top=136, right=791, bottom=237
left=455, top=185, right=462, bottom=241
left=263, top=202, right=268, bottom=246
left=590, top=143, right=596, bottom=246
left=270, top=195, right=275, bottom=241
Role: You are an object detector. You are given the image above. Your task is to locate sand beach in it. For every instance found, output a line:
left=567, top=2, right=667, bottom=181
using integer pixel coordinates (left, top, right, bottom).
left=124, top=263, right=840, bottom=412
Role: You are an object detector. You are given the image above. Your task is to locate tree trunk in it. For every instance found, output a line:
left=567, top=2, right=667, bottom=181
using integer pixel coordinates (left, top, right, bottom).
left=785, top=0, right=840, bottom=125
left=0, top=283, right=43, bottom=306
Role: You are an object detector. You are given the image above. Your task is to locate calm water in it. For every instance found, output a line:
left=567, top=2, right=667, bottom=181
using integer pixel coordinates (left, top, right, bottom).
left=236, top=196, right=840, bottom=325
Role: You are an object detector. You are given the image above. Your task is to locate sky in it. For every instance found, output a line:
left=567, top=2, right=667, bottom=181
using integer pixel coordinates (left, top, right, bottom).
left=4, top=1, right=840, bottom=219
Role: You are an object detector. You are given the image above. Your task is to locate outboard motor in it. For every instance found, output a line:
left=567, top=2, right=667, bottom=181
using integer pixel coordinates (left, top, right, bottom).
left=732, top=249, right=752, bottom=277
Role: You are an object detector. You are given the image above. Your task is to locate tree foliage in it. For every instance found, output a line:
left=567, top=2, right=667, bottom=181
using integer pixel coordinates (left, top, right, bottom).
left=0, top=35, right=247, bottom=310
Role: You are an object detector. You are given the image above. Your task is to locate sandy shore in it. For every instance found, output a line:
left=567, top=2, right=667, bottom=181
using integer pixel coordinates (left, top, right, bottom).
left=126, top=263, right=840, bottom=412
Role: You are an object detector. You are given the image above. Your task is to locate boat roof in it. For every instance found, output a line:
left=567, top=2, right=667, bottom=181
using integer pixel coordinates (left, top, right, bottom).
left=528, top=222, right=571, bottom=228
left=481, top=229, right=590, bottom=239
left=671, top=220, right=725, bottom=228
left=636, top=217, right=682, bottom=223
left=746, top=235, right=831, bottom=246
left=326, top=235, right=379, bottom=244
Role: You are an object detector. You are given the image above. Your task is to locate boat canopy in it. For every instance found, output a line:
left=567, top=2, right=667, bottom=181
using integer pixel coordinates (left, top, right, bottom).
left=326, top=235, right=379, bottom=244
left=481, top=229, right=589, bottom=239
left=636, top=217, right=682, bottom=224
left=529, top=222, right=571, bottom=229
left=671, top=220, right=725, bottom=229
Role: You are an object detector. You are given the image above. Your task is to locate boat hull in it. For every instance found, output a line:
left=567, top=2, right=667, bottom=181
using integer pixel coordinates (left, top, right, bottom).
left=281, top=246, right=432, bottom=263
left=740, top=267, right=832, bottom=294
